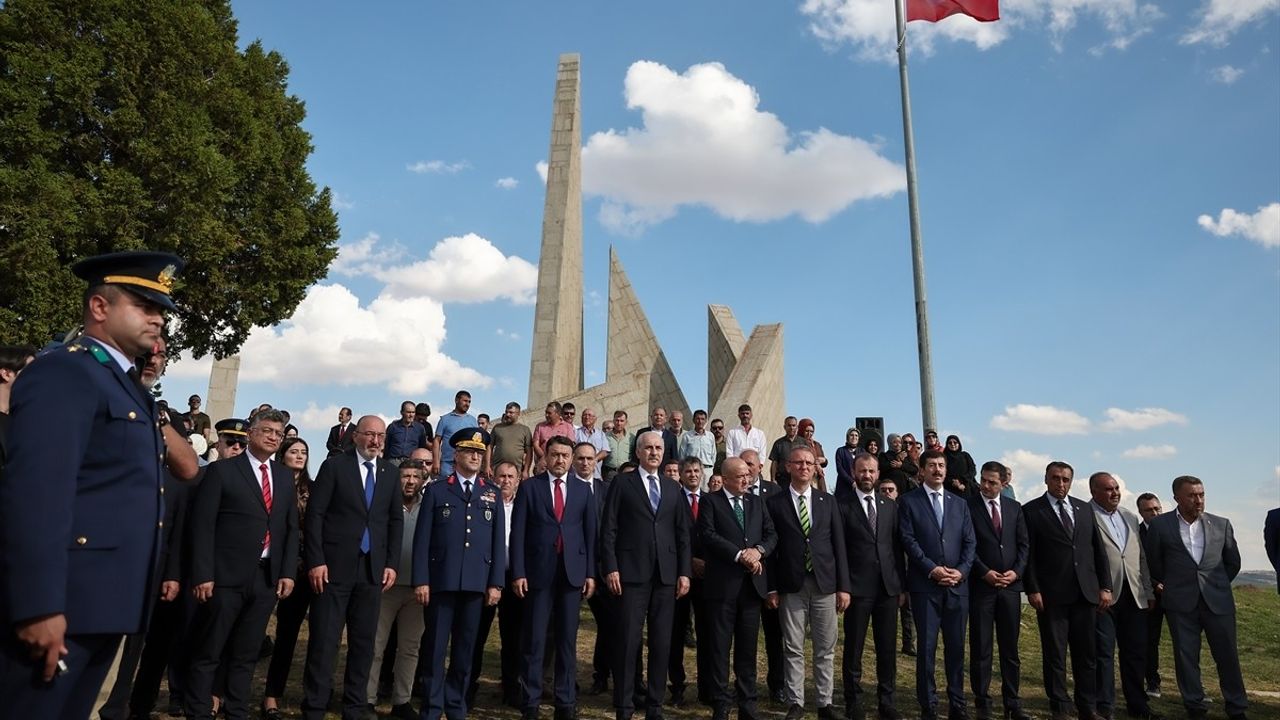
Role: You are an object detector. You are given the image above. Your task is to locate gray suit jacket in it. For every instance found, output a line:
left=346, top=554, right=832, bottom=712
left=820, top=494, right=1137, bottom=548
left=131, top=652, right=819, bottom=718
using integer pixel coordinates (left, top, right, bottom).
left=1092, top=503, right=1151, bottom=609
left=1144, top=510, right=1240, bottom=616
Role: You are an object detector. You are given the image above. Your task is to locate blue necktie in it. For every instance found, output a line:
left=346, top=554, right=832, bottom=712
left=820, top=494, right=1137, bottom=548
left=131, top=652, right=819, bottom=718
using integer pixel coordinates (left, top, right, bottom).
left=647, top=474, right=661, bottom=513
left=931, top=491, right=944, bottom=531
left=361, top=461, right=374, bottom=554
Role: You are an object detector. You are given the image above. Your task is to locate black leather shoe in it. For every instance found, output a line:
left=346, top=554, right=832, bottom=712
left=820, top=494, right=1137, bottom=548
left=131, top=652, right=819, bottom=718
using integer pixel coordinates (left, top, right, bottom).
left=818, top=705, right=840, bottom=720
left=878, top=707, right=902, bottom=720
left=554, top=706, right=579, bottom=720
left=785, top=704, right=806, bottom=720
left=771, top=689, right=788, bottom=705
left=667, top=689, right=685, bottom=707
left=260, top=707, right=282, bottom=720
left=1127, top=711, right=1163, bottom=720
left=949, top=706, right=972, bottom=720
left=587, top=679, right=609, bottom=696
left=1004, top=709, right=1032, bottom=720
left=920, top=707, right=939, bottom=720
left=390, top=703, right=418, bottom=720
left=902, top=644, right=917, bottom=657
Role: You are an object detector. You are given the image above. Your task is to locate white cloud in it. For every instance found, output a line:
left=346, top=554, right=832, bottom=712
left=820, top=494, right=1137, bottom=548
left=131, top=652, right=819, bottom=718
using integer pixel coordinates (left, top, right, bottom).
left=1212, top=64, right=1246, bottom=83
left=1122, top=444, right=1179, bottom=459
left=998, top=449, right=1053, bottom=500
left=373, top=233, right=538, bottom=304
left=330, top=232, right=405, bottom=277
left=535, top=161, right=549, bottom=184
left=407, top=159, right=470, bottom=174
left=579, top=61, right=904, bottom=233
left=495, top=177, right=519, bottom=189
left=1100, top=407, right=1189, bottom=432
left=991, top=404, right=1091, bottom=434
left=800, top=0, right=1162, bottom=61
left=1182, top=0, right=1280, bottom=45
left=331, top=192, right=356, bottom=211
left=495, top=328, right=521, bottom=341
left=1197, top=202, right=1280, bottom=248
left=168, top=283, right=491, bottom=395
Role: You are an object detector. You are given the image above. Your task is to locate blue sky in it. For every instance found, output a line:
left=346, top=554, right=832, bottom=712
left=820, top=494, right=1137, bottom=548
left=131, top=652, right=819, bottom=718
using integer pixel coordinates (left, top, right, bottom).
left=163, top=1, right=1279, bottom=569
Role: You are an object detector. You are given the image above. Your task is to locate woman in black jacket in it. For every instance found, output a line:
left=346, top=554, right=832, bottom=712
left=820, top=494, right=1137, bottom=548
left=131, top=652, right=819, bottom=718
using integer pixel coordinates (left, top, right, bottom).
left=943, top=434, right=976, bottom=496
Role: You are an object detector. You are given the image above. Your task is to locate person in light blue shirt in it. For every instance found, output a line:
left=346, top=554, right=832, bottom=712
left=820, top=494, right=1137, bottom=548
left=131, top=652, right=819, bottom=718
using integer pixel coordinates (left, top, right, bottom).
left=433, top=390, right=477, bottom=478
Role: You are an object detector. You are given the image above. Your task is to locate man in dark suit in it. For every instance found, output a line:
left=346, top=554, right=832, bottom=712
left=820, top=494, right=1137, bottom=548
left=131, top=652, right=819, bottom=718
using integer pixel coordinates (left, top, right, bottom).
left=413, top=428, right=505, bottom=720
left=185, top=410, right=299, bottom=720
left=898, top=449, right=976, bottom=720
left=699, top=457, right=776, bottom=720
left=1144, top=476, right=1247, bottom=720
left=0, top=251, right=192, bottom=720
left=968, top=462, right=1030, bottom=720
left=1023, top=461, right=1111, bottom=720
left=510, top=436, right=597, bottom=720
left=1135, top=493, right=1165, bottom=699
left=326, top=406, right=356, bottom=457
left=740, top=448, right=786, bottom=704
left=301, top=415, right=404, bottom=720
left=633, top=407, right=678, bottom=466
left=765, top=445, right=850, bottom=720
left=1267, top=507, right=1280, bottom=594
left=599, top=430, right=692, bottom=720
left=583, top=445, right=615, bottom=697
left=1089, top=472, right=1160, bottom=720
left=838, top=452, right=905, bottom=719
left=668, top=457, right=710, bottom=708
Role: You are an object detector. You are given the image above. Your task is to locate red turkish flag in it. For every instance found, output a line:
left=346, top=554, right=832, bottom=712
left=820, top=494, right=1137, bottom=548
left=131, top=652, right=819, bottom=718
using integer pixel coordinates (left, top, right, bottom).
left=907, top=0, right=999, bottom=22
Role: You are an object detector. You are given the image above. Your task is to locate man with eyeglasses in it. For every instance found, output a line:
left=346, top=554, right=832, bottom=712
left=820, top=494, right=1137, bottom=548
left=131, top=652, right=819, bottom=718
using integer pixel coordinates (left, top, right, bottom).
left=301, top=416, right=404, bottom=720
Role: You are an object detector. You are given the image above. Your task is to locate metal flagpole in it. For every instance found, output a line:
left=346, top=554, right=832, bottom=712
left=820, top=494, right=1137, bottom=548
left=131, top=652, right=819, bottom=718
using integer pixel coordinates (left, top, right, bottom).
left=893, top=0, right=938, bottom=435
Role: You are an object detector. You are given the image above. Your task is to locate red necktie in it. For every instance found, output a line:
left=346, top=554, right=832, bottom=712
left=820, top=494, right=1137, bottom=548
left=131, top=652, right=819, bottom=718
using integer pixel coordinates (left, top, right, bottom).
left=554, top=477, right=565, bottom=553
left=990, top=499, right=1002, bottom=535
left=690, top=492, right=699, bottom=521
left=259, top=463, right=273, bottom=551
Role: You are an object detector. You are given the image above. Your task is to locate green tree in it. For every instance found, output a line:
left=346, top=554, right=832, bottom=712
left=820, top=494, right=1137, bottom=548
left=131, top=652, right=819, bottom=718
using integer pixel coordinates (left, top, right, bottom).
left=0, top=0, right=339, bottom=359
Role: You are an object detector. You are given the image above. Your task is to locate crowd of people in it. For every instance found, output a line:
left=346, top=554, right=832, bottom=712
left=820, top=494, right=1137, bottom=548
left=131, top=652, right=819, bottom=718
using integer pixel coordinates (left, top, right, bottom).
left=0, top=252, right=1272, bottom=720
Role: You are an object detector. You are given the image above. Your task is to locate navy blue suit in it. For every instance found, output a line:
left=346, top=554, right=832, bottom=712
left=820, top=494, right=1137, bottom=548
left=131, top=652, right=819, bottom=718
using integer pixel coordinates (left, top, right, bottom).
left=898, top=484, right=976, bottom=714
left=510, top=472, right=597, bottom=712
left=412, top=474, right=506, bottom=720
left=0, top=338, right=166, bottom=720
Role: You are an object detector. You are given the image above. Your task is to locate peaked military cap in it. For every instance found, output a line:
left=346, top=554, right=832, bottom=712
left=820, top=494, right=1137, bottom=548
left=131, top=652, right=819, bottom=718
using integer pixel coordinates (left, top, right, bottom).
left=72, top=251, right=185, bottom=311
left=450, top=427, right=490, bottom=451
left=215, top=418, right=249, bottom=437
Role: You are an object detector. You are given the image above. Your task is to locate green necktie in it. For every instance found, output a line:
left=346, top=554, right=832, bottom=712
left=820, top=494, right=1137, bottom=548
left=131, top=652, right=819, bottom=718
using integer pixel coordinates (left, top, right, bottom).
left=733, top=495, right=745, bottom=530
left=798, top=495, right=813, bottom=572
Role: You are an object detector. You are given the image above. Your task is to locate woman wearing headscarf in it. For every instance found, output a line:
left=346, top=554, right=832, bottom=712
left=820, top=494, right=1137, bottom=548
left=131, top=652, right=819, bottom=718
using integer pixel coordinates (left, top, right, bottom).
left=943, top=434, right=976, bottom=497
left=833, top=426, right=860, bottom=498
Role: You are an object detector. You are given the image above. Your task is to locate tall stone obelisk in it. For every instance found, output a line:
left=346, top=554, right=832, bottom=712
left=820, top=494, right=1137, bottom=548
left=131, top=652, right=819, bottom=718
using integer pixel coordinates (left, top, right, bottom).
left=527, top=53, right=584, bottom=411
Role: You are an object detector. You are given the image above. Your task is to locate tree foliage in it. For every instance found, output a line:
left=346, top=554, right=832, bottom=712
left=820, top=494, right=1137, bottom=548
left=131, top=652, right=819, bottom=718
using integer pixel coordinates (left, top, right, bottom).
left=0, top=0, right=339, bottom=359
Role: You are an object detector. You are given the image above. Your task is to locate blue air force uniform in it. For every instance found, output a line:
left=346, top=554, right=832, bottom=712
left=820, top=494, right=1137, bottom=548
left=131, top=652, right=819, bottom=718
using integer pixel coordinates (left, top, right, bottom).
left=411, top=428, right=506, bottom=720
left=0, top=251, right=183, bottom=720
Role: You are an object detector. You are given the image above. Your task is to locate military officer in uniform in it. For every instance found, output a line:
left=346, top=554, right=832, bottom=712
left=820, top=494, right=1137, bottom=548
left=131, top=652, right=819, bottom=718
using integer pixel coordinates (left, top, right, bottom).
left=413, top=428, right=505, bottom=720
left=211, top=418, right=250, bottom=462
left=0, top=251, right=184, bottom=720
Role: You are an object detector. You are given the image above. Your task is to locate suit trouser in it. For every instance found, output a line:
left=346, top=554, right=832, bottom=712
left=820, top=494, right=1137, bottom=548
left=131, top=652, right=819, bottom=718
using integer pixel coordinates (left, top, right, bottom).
left=968, top=587, right=1022, bottom=712
left=843, top=591, right=899, bottom=710
left=521, top=566, right=584, bottom=711
left=97, top=632, right=143, bottom=719
left=778, top=575, right=838, bottom=708
left=587, top=589, right=614, bottom=686
left=613, top=575, right=675, bottom=717
left=0, top=631, right=121, bottom=720
left=1036, top=598, right=1098, bottom=716
left=911, top=590, right=967, bottom=712
left=420, top=590, right=484, bottom=720
left=470, top=583, right=524, bottom=701
left=1095, top=584, right=1151, bottom=716
left=761, top=603, right=784, bottom=694
left=186, top=565, right=279, bottom=720
left=706, top=583, right=762, bottom=717
left=1144, top=602, right=1164, bottom=690
left=1165, top=599, right=1248, bottom=717
left=367, top=586, right=425, bottom=705
left=128, top=595, right=190, bottom=716
left=301, top=557, right=382, bottom=720
left=668, top=580, right=710, bottom=701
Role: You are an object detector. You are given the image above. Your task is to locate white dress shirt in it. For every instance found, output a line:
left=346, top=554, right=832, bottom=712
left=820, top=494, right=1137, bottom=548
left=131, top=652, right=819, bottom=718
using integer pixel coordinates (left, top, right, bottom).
left=789, top=484, right=813, bottom=525
left=1177, top=510, right=1205, bottom=564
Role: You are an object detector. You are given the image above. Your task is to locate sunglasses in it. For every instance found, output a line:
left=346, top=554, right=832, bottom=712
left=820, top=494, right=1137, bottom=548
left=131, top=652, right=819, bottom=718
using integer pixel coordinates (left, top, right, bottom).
left=222, top=436, right=247, bottom=448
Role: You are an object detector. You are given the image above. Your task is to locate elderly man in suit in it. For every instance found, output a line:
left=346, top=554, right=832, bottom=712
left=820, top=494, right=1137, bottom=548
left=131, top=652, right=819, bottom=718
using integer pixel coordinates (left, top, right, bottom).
left=599, top=430, right=692, bottom=720
left=1023, top=461, right=1111, bottom=720
left=511, top=435, right=597, bottom=720
left=968, top=462, right=1030, bottom=720
left=698, top=457, right=777, bottom=720
left=898, top=449, right=976, bottom=720
left=1089, top=472, right=1160, bottom=720
left=837, top=452, right=905, bottom=720
left=301, top=415, right=404, bottom=720
left=1144, top=476, right=1247, bottom=720
left=185, top=410, right=298, bottom=720
left=765, top=445, right=850, bottom=720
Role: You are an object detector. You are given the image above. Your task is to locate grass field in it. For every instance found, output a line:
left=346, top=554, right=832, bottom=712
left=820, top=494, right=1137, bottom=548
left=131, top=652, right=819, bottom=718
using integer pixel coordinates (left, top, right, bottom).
left=173, top=586, right=1279, bottom=719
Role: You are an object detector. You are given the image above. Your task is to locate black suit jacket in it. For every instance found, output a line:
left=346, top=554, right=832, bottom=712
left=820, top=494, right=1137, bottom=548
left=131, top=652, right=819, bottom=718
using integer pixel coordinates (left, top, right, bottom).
left=189, top=454, right=299, bottom=588
left=326, top=422, right=355, bottom=457
left=1023, top=494, right=1109, bottom=604
left=969, top=494, right=1029, bottom=592
left=159, top=469, right=196, bottom=584
left=766, top=486, right=850, bottom=595
left=305, top=451, right=404, bottom=584
left=599, top=468, right=692, bottom=585
left=699, top=490, right=776, bottom=600
left=837, top=491, right=903, bottom=598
